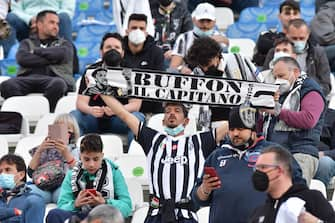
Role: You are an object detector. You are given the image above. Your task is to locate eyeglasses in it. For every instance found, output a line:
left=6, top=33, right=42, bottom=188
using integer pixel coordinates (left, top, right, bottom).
left=253, top=164, right=279, bottom=171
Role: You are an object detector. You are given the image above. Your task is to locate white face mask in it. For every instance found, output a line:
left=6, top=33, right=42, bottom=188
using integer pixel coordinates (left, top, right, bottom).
left=273, top=51, right=291, bottom=61
left=275, top=78, right=291, bottom=94
left=128, top=29, right=146, bottom=45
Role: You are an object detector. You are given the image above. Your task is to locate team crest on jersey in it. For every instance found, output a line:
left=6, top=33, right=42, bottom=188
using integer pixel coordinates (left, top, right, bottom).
left=219, top=160, right=226, bottom=167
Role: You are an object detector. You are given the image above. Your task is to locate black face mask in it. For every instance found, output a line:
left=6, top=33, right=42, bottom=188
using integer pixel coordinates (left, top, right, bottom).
left=159, top=0, right=173, bottom=7
left=205, top=65, right=223, bottom=77
left=103, top=49, right=122, bottom=67
left=252, top=170, right=269, bottom=192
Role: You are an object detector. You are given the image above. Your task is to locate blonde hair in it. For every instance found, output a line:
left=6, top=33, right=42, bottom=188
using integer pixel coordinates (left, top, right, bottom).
left=54, top=113, right=80, bottom=143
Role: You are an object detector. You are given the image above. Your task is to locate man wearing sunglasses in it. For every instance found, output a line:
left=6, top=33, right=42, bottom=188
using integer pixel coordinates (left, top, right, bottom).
left=250, top=145, right=335, bottom=223
left=191, top=105, right=305, bottom=223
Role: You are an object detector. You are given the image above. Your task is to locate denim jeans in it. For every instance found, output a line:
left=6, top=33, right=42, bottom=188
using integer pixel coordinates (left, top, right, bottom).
left=70, top=110, right=145, bottom=146
left=27, top=184, right=61, bottom=204
left=314, top=155, right=335, bottom=186
left=0, top=12, right=72, bottom=57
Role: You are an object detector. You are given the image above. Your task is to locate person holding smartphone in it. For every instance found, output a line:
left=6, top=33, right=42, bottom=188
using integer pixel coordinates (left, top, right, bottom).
left=27, top=113, right=80, bottom=203
left=191, top=105, right=306, bottom=223
left=46, top=134, right=132, bottom=223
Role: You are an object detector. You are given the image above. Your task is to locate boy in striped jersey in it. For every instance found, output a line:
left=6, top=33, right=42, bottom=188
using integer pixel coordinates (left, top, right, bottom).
left=101, top=94, right=229, bottom=223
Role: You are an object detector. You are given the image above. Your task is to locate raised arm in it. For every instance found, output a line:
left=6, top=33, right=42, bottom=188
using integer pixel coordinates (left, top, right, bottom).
left=215, top=121, right=229, bottom=144
left=101, top=95, right=140, bottom=138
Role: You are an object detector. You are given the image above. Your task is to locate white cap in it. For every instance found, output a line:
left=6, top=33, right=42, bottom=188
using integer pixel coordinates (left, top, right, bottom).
left=192, top=3, right=216, bottom=21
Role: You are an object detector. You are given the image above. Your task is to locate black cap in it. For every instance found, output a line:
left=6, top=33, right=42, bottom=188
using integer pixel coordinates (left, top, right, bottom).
left=229, top=105, right=257, bottom=130
left=279, top=0, right=300, bottom=13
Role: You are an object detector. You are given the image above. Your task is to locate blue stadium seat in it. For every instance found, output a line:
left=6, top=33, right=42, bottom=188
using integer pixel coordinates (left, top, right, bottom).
left=239, top=7, right=279, bottom=25
left=226, top=22, right=268, bottom=41
left=300, top=0, right=315, bottom=7
left=6, top=42, right=19, bottom=59
left=74, top=41, right=101, bottom=74
left=0, top=59, right=19, bottom=77
left=261, top=0, right=283, bottom=7
left=76, top=24, right=117, bottom=42
left=301, top=6, right=315, bottom=24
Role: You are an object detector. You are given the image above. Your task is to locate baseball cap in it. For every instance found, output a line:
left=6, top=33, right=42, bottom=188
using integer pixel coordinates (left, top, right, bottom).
left=279, top=0, right=300, bottom=13
left=192, top=3, right=216, bottom=21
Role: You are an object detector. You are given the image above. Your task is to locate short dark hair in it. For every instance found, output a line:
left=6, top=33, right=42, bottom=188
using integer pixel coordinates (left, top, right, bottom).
left=163, top=102, right=189, bottom=118
left=80, top=134, right=103, bottom=153
left=273, top=56, right=301, bottom=71
left=36, top=10, right=58, bottom=22
left=273, top=37, right=294, bottom=51
left=287, top=18, right=308, bottom=30
left=186, top=37, right=222, bottom=68
left=279, top=0, right=300, bottom=13
left=128, top=13, right=147, bottom=26
left=261, top=145, right=293, bottom=177
left=100, top=32, right=124, bottom=50
left=0, top=154, right=27, bottom=182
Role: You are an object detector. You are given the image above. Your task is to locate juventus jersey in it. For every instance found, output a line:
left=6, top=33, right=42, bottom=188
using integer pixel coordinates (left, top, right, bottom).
left=137, top=123, right=217, bottom=219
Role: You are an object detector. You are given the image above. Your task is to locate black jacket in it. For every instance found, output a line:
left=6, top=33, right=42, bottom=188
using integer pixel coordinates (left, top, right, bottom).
left=123, top=35, right=164, bottom=113
left=249, top=184, right=335, bottom=223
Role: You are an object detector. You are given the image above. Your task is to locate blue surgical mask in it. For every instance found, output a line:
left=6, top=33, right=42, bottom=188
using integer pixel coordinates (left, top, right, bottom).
left=293, top=41, right=306, bottom=54
left=193, top=26, right=214, bottom=37
left=0, top=173, right=16, bottom=189
left=164, top=124, right=185, bottom=136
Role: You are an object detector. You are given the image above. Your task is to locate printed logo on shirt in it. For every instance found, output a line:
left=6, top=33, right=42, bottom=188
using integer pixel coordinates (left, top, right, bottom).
left=161, top=155, right=188, bottom=165
left=219, top=160, right=226, bottom=167
left=140, top=61, right=148, bottom=66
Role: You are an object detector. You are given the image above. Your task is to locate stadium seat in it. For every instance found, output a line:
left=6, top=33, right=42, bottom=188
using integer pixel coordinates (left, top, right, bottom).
left=1, top=95, right=50, bottom=127
left=74, top=40, right=100, bottom=74
left=238, top=7, right=279, bottom=28
left=300, top=0, right=315, bottom=7
left=125, top=178, right=145, bottom=211
left=7, top=42, right=19, bottom=59
left=261, top=0, right=283, bottom=8
left=15, top=135, right=45, bottom=177
left=54, top=95, right=77, bottom=114
left=128, top=140, right=145, bottom=156
left=77, top=134, right=123, bottom=161
left=310, top=179, right=327, bottom=199
left=0, top=116, right=29, bottom=147
left=0, top=136, right=9, bottom=157
left=215, top=7, right=234, bottom=31
left=131, top=206, right=149, bottom=223
left=114, top=155, right=148, bottom=187
left=226, top=22, right=268, bottom=41
left=197, top=206, right=210, bottom=223
left=301, top=6, right=316, bottom=24
left=33, top=113, right=57, bottom=136
left=228, top=38, right=256, bottom=59
left=76, top=24, right=117, bottom=42
left=0, top=59, right=19, bottom=77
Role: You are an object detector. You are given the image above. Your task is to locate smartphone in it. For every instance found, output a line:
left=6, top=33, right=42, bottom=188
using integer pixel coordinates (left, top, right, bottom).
left=48, top=123, right=67, bottom=143
left=204, top=166, right=218, bottom=178
left=85, top=189, right=97, bottom=196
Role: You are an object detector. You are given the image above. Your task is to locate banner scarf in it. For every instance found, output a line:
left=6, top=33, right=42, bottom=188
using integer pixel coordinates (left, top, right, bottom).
left=84, top=67, right=279, bottom=108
